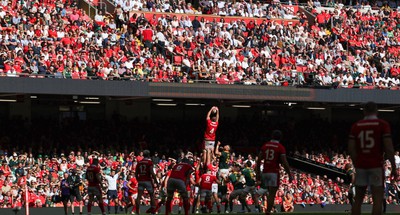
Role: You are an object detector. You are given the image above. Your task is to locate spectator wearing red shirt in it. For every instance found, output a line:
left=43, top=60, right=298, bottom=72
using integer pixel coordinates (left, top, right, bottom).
left=0, top=160, right=11, bottom=177
left=315, top=11, right=327, bottom=27
left=142, top=25, right=153, bottom=49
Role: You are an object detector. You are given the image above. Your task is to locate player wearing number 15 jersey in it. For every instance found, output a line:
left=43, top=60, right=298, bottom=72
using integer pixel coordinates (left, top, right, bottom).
left=348, top=102, right=397, bottom=215
left=256, top=130, right=291, bottom=215
left=135, top=150, right=158, bottom=214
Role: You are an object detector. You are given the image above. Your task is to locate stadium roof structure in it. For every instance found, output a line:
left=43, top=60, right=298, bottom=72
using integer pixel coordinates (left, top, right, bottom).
left=0, top=78, right=400, bottom=105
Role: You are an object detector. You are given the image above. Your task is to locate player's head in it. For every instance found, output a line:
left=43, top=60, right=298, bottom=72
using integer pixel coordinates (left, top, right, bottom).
left=186, top=151, right=193, bottom=160
left=211, top=112, right=217, bottom=121
left=363, top=101, right=377, bottom=116
left=233, top=163, right=241, bottom=171
left=223, top=145, right=230, bottom=151
left=111, top=170, right=116, bottom=176
left=271, top=130, right=282, bottom=141
left=169, top=158, right=177, bottom=168
left=245, top=160, right=252, bottom=168
left=92, top=157, right=99, bottom=166
left=181, top=158, right=194, bottom=166
left=143, top=150, right=151, bottom=158
left=344, top=163, right=353, bottom=171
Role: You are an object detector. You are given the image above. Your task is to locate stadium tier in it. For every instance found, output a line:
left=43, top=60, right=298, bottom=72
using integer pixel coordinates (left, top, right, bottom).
left=0, top=0, right=399, bottom=214
left=0, top=1, right=399, bottom=90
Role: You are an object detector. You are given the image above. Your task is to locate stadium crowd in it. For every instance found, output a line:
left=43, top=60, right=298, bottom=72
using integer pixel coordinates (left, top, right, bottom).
left=0, top=0, right=398, bottom=89
left=0, top=110, right=398, bottom=212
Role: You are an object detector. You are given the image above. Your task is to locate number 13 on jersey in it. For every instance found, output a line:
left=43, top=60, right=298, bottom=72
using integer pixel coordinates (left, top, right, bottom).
left=265, top=149, right=275, bottom=161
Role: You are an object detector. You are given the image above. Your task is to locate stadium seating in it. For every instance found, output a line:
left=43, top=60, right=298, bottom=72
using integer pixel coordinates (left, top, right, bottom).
left=0, top=0, right=397, bottom=90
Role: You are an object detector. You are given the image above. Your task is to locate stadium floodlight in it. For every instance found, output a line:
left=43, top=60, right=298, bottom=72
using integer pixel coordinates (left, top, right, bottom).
left=0, top=99, right=17, bottom=102
left=84, top=97, right=100, bottom=100
left=79, top=101, right=101, bottom=104
left=185, top=103, right=203, bottom=106
left=306, top=107, right=325, bottom=110
left=284, top=102, right=297, bottom=107
left=232, top=105, right=251, bottom=108
left=156, top=103, right=177, bottom=106
left=152, top=98, right=173, bottom=102
left=378, top=109, right=395, bottom=112
left=30, top=95, right=37, bottom=99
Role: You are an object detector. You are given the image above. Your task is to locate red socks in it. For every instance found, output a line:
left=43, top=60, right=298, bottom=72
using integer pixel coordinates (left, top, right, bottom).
left=166, top=199, right=172, bottom=215
left=183, top=199, right=190, bottom=215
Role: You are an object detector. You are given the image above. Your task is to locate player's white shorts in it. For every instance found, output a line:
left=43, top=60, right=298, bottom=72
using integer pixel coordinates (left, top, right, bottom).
left=138, top=181, right=154, bottom=193
left=212, top=183, right=218, bottom=193
left=131, top=193, right=138, bottom=199
left=261, top=173, right=278, bottom=187
left=243, top=186, right=256, bottom=195
left=204, top=140, right=215, bottom=150
left=167, top=178, right=188, bottom=198
left=355, top=168, right=383, bottom=187
left=194, top=186, right=199, bottom=195
left=88, top=186, right=102, bottom=198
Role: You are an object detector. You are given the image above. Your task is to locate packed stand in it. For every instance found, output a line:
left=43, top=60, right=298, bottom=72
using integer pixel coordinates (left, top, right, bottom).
left=304, top=1, right=400, bottom=89
left=307, top=0, right=400, bottom=9
left=0, top=109, right=399, bottom=212
left=0, top=0, right=399, bottom=89
left=110, top=0, right=298, bottom=19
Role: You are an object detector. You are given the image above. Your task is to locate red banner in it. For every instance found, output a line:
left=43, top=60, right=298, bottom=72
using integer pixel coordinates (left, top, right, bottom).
left=134, top=11, right=300, bottom=26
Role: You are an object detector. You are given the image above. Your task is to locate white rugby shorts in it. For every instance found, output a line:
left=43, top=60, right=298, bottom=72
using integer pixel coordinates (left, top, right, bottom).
left=354, top=168, right=383, bottom=187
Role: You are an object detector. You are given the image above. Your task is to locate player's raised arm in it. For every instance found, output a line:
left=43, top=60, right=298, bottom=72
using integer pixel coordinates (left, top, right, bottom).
left=214, top=107, right=219, bottom=122
left=206, top=107, right=215, bottom=120
left=206, top=148, right=211, bottom=166
left=215, top=141, right=221, bottom=157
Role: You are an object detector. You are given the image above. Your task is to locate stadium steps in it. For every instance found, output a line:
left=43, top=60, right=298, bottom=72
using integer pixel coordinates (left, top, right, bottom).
left=287, top=155, right=348, bottom=183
